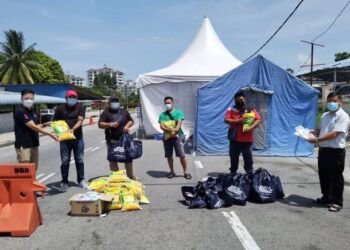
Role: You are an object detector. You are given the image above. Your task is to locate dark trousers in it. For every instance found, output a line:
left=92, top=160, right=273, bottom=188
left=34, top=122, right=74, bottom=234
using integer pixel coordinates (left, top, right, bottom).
left=60, top=138, right=85, bottom=183
left=318, top=147, right=345, bottom=206
left=229, top=140, right=253, bottom=174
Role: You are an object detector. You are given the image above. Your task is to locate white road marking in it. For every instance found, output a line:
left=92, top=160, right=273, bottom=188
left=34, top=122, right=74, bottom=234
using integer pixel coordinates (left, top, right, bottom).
left=70, top=160, right=75, bottom=164
left=36, top=173, right=45, bottom=179
left=84, top=147, right=93, bottom=152
left=37, top=173, right=56, bottom=183
left=222, top=211, right=261, bottom=250
left=194, top=160, right=204, bottom=169
left=100, top=140, right=106, bottom=144
left=91, top=146, right=101, bottom=152
left=0, top=145, right=14, bottom=151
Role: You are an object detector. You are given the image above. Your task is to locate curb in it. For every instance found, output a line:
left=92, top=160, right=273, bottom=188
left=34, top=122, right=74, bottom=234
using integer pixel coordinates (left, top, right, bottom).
left=0, top=118, right=99, bottom=149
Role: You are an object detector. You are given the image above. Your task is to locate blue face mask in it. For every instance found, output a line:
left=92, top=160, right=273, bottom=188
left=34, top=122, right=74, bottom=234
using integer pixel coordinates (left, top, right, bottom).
left=111, top=102, right=120, bottom=110
left=327, top=102, right=339, bottom=112
left=67, top=98, right=77, bottom=106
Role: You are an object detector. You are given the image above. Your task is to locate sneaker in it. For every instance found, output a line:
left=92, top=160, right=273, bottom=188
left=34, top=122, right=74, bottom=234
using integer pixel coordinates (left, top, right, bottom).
left=79, top=180, right=89, bottom=190
left=59, top=182, right=69, bottom=192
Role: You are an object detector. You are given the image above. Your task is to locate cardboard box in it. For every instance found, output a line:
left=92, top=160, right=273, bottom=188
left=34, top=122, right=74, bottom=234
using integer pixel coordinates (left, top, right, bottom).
left=69, top=192, right=114, bottom=216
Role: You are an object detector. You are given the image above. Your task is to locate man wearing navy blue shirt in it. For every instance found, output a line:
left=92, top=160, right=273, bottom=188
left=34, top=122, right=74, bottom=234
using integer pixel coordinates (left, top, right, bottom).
left=14, top=89, right=58, bottom=170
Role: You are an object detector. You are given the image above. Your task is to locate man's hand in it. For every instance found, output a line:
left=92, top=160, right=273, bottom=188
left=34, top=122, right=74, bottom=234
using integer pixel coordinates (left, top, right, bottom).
left=170, top=130, right=177, bottom=137
left=307, top=137, right=318, bottom=143
left=123, top=126, right=130, bottom=133
left=49, top=133, right=59, bottom=141
left=243, top=126, right=252, bottom=133
left=111, top=122, right=119, bottom=128
left=237, top=117, right=246, bottom=124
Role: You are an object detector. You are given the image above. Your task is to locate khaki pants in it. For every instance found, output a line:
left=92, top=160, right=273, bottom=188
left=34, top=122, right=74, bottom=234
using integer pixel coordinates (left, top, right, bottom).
left=15, top=147, right=39, bottom=170
left=107, top=142, right=133, bottom=178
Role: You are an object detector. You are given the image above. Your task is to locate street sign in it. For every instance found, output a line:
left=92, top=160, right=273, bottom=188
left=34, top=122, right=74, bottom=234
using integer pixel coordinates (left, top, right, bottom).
left=136, top=107, right=142, bottom=118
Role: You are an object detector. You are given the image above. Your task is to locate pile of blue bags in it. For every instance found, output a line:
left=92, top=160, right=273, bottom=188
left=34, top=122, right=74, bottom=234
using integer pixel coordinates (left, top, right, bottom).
left=181, top=168, right=284, bottom=209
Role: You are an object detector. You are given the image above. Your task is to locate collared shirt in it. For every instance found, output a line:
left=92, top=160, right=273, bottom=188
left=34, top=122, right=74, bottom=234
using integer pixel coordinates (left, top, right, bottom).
left=319, top=107, right=350, bottom=149
left=14, top=105, right=39, bottom=149
left=225, top=107, right=261, bottom=142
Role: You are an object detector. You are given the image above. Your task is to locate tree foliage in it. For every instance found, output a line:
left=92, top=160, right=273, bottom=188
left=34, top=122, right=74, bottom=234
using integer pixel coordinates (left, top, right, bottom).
left=335, top=51, right=350, bottom=62
left=29, top=50, right=65, bottom=83
left=92, top=72, right=119, bottom=96
left=0, top=30, right=39, bottom=84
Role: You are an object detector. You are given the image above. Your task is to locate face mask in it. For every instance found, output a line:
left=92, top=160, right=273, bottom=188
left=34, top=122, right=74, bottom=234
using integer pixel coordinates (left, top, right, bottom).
left=111, top=102, right=120, bottom=110
left=165, top=104, right=172, bottom=111
left=22, top=99, right=34, bottom=109
left=67, top=98, right=77, bottom=106
left=236, top=100, right=245, bottom=108
left=327, top=102, right=339, bottom=112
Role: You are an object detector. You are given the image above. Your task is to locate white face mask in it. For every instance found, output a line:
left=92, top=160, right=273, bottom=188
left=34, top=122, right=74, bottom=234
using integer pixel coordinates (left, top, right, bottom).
left=111, top=102, right=120, bottom=110
left=165, top=104, right=172, bottom=111
left=22, top=99, right=34, bottom=109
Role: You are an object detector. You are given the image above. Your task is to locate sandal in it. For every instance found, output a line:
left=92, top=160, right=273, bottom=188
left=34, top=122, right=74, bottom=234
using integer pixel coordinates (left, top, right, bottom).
left=329, top=204, right=342, bottom=212
left=184, top=173, right=192, bottom=180
left=167, top=172, right=176, bottom=178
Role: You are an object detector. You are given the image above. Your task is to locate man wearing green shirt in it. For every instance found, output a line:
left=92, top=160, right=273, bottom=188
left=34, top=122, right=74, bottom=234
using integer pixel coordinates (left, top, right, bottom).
left=159, top=96, right=192, bottom=179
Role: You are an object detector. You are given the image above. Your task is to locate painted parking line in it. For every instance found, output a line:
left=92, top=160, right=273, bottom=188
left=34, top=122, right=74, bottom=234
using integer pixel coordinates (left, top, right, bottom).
left=100, top=140, right=106, bottom=144
left=194, top=160, right=204, bottom=169
left=70, top=160, right=75, bottom=164
left=91, top=146, right=101, bottom=152
left=84, top=147, right=93, bottom=152
left=37, top=173, right=56, bottom=183
left=36, top=173, right=45, bottom=179
left=222, top=211, right=261, bottom=250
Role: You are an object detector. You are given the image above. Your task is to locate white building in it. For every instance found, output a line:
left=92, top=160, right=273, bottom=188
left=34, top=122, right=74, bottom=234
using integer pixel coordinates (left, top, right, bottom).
left=119, top=80, right=139, bottom=96
left=86, top=65, right=124, bottom=88
left=66, top=74, right=85, bottom=87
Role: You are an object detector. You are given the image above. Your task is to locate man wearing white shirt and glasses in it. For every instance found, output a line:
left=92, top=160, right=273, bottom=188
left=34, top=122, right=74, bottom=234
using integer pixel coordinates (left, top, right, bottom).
left=308, top=92, right=350, bottom=212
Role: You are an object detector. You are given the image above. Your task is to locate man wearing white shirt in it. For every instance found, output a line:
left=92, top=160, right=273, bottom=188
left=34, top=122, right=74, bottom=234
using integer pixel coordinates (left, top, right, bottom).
left=308, top=92, right=350, bottom=212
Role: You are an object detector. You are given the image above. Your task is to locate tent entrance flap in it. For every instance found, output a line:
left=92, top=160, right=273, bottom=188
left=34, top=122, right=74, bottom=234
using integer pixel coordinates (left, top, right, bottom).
left=242, top=88, right=272, bottom=150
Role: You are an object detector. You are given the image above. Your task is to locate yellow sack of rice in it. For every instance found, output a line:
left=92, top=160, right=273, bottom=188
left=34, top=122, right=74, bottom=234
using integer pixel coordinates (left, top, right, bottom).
left=51, top=120, right=76, bottom=141
left=109, top=170, right=128, bottom=183
left=89, top=177, right=109, bottom=192
left=121, top=190, right=141, bottom=211
left=126, top=179, right=144, bottom=199
left=139, top=195, right=150, bottom=204
left=108, top=194, right=122, bottom=210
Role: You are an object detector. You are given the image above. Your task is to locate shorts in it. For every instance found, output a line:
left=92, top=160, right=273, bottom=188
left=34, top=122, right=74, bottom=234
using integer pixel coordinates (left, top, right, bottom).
left=15, top=147, right=39, bottom=170
left=163, top=136, right=185, bottom=158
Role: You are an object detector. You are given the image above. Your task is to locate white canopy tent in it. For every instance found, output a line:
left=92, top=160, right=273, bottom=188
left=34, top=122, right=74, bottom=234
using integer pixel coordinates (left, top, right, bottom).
left=136, top=17, right=242, bottom=137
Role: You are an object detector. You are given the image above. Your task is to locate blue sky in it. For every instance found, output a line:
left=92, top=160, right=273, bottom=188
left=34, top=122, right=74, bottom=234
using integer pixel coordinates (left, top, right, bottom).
left=0, top=0, right=349, bottom=81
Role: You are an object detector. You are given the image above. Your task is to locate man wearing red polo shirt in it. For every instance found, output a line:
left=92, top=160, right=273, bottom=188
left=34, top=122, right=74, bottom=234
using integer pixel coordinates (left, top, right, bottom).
left=224, top=91, right=261, bottom=175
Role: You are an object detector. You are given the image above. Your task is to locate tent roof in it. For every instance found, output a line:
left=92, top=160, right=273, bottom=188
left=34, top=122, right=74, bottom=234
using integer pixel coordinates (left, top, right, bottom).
left=0, top=91, right=65, bottom=105
left=296, top=58, right=350, bottom=82
left=136, top=17, right=242, bottom=86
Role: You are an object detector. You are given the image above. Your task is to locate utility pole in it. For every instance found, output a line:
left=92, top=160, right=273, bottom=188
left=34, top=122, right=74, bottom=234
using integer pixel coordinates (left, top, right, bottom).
left=300, top=40, right=325, bottom=85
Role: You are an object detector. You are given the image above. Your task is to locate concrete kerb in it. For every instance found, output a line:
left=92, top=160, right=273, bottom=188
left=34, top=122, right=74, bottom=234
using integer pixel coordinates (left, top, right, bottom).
left=0, top=115, right=100, bottom=148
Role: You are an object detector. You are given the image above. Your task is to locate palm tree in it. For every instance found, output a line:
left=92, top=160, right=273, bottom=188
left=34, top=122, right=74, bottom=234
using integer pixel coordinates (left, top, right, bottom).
left=0, top=30, right=40, bottom=84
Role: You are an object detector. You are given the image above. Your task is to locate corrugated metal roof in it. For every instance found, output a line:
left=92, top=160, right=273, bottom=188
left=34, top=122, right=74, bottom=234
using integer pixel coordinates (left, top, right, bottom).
left=296, top=58, right=350, bottom=76
left=0, top=91, right=65, bottom=105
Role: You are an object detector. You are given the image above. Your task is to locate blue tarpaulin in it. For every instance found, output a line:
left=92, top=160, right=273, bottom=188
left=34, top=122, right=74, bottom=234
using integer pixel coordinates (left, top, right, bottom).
left=195, top=55, right=319, bottom=157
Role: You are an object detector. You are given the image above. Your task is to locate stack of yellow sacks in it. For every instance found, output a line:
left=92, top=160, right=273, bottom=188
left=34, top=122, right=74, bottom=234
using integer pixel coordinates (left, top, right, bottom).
left=88, top=170, right=150, bottom=212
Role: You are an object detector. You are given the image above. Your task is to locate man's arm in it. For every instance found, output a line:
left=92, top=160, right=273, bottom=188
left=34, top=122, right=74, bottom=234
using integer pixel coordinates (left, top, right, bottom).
left=160, top=122, right=173, bottom=132
left=71, top=116, right=84, bottom=133
left=25, top=121, right=58, bottom=141
left=308, top=131, right=340, bottom=143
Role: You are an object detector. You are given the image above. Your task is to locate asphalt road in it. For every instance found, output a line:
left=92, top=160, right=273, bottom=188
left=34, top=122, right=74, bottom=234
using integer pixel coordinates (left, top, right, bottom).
left=1, top=119, right=350, bottom=250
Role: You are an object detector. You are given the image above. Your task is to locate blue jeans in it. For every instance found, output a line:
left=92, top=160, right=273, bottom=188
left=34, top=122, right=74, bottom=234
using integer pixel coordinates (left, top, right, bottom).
left=60, top=138, right=85, bottom=183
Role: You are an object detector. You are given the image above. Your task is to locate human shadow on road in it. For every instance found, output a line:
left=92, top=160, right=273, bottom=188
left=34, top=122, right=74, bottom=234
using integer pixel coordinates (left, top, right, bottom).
left=147, top=170, right=169, bottom=178
left=207, top=172, right=228, bottom=178
left=44, top=181, right=78, bottom=196
left=88, top=175, right=109, bottom=182
left=278, top=194, right=324, bottom=208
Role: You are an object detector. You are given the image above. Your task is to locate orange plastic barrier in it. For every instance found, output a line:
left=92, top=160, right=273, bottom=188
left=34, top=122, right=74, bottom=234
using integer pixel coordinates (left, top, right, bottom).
left=0, top=163, right=46, bottom=237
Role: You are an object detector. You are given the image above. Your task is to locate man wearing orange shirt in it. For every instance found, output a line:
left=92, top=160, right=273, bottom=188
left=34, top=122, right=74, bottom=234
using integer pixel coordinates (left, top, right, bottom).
left=224, top=91, right=261, bottom=175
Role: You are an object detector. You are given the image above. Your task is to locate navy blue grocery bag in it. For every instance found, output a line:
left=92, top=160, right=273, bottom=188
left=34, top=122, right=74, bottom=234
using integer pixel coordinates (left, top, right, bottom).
left=250, top=168, right=276, bottom=203
left=107, top=133, right=143, bottom=162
